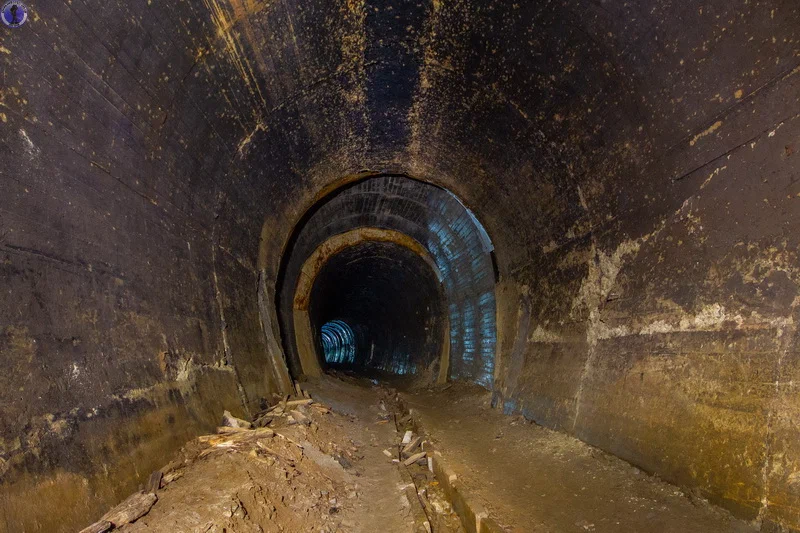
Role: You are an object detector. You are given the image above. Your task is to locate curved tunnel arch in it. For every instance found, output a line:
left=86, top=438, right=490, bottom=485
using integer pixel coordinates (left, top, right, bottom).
left=275, top=174, right=497, bottom=386
left=1, top=0, right=798, bottom=529
left=320, top=320, right=356, bottom=365
left=291, top=226, right=448, bottom=379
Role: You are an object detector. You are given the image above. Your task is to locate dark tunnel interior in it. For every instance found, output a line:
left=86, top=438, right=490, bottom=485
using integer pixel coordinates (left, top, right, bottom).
left=2, top=0, right=799, bottom=531
left=276, top=175, right=498, bottom=387
left=308, top=241, right=447, bottom=377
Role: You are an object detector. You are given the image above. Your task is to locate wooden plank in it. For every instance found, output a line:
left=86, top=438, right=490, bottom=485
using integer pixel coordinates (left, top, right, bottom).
left=403, top=451, right=427, bottom=467
left=78, top=521, right=112, bottom=533
left=287, top=398, right=313, bottom=407
left=101, top=491, right=157, bottom=527
left=217, top=426, right=251, bottom=434
left=290, top=409, right=311, bottom=426
left=402, top=436, right=422, bottom=457
left=221, top=410, right=252, bottom=429
left=145, top=470, right=163, bottom=493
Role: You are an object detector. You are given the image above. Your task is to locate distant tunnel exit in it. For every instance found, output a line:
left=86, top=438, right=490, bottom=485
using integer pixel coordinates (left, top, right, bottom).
left=320, top=320, right=356, bottom=365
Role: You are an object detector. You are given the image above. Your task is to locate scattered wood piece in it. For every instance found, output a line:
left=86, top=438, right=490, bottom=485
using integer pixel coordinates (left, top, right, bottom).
left=197, top=434, right=224, bottom=444
left=162, top=469, right=183, bottom=486
left=253, top=414, right=274, bottom=428
left=160, top=458, right=182, bottom=476
left=403, top=451, right=427, bottom=467
left=222, top=410, right=253, bottom=429
left=217, top=425, right=251, bottom=435
left=286, top=398, right=313, bottom=407
left=252, top=427, right=275, bottom=439
left=275, top=431, right=304, bottom=448
left=261, top=402, right=284, bottom=415
left=303, top=389, right=311, bottom=399
left=294, top=381, right=303, bottom=396
left=290, top=409, right=311, bottom=426
left=402, top=430, right=413, bottom=445
left=383, top=449, right=394, bottom=458
left=401, top=436, right=422, bottom=457
left=101, top=491, right=157, bottom=527
left=145, top=470, right=163, bottom=493
left=78, top=520, right=113, bottom=533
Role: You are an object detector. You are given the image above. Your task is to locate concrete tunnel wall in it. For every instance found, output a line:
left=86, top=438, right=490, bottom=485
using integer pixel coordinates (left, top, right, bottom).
left=0, top=0, right=798, bottom=531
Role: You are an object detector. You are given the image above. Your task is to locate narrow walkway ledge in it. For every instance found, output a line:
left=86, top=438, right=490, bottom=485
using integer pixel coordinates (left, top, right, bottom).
left=401, top=384, right=757, bottom=533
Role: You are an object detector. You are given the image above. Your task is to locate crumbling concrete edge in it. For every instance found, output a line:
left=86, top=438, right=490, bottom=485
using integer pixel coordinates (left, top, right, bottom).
left=407, top=410, right=505, bottom=533
left=396, top=462, right=433, bottom=533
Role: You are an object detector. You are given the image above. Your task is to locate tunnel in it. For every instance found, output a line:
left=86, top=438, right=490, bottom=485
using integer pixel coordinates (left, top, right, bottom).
left=278, top=175, right=497, bottom=386
left=0, top=0, right=799, bottom=531
left=308, top=241, right=448, bottom=377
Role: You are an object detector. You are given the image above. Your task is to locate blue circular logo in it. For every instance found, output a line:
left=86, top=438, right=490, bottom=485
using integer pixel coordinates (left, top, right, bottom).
left=2, top=1, right=28, bottom=28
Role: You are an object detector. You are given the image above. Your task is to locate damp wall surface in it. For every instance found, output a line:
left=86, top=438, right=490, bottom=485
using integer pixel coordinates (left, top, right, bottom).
left=0, top=1, right=287, bottom=530
left=0, top=0, right=799, bottom=531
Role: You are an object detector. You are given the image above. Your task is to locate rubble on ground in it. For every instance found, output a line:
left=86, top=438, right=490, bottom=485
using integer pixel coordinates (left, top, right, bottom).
left=80, top=382, right=364, bottom=533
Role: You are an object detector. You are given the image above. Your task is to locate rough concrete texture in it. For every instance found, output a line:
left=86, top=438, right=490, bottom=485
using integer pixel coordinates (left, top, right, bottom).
left=0, top=0, right=799, bottom=531
left=405, top=383, right=759, bottom=532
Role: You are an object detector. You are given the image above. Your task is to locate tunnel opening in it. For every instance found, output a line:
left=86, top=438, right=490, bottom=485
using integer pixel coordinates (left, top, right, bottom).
left=275, top=174, right=498, bottom=387
left=309, top=241, right=447, bottom=379
left=319, top=320, right=357, bottom=365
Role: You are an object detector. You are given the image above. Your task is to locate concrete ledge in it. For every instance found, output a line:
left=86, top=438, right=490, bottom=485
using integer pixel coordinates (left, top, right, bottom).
left=406, top=410, right=505, bottom=533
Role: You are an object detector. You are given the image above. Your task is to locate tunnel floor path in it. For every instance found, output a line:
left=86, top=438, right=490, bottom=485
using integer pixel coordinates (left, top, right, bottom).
left=302, top=374, right=438, bottom=533
left=95, top=375, right=434, bottom=532
left=401, top=383, right=758, bottom=533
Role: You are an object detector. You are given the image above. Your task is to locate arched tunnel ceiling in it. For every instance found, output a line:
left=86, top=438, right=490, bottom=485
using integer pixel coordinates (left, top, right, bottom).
left=1, top=0, right=799, bottom=531
left=278, top=175, right=496, bottom=386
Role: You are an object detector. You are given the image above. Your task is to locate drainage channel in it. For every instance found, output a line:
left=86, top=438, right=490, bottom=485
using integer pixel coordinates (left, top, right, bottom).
left=378, top=387, right=503, bottom=533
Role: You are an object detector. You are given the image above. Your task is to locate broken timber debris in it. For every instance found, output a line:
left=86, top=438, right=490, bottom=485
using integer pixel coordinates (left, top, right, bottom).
left=290, top=409, right=311, bottom=426
left=217, top=425, right=251, bottom=434
left=145, top=470, right=163, bottom=493
left=101, top=491, right=157, bottom=527
left=222, top=410, right=252, bottom=429
left=402, top=436, right=422, bottom=457
left=402, top=430, right=414, bottom=445
left=403, top=451, right=427, bottom=467
left=78, top=521, right=113, bottom=533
